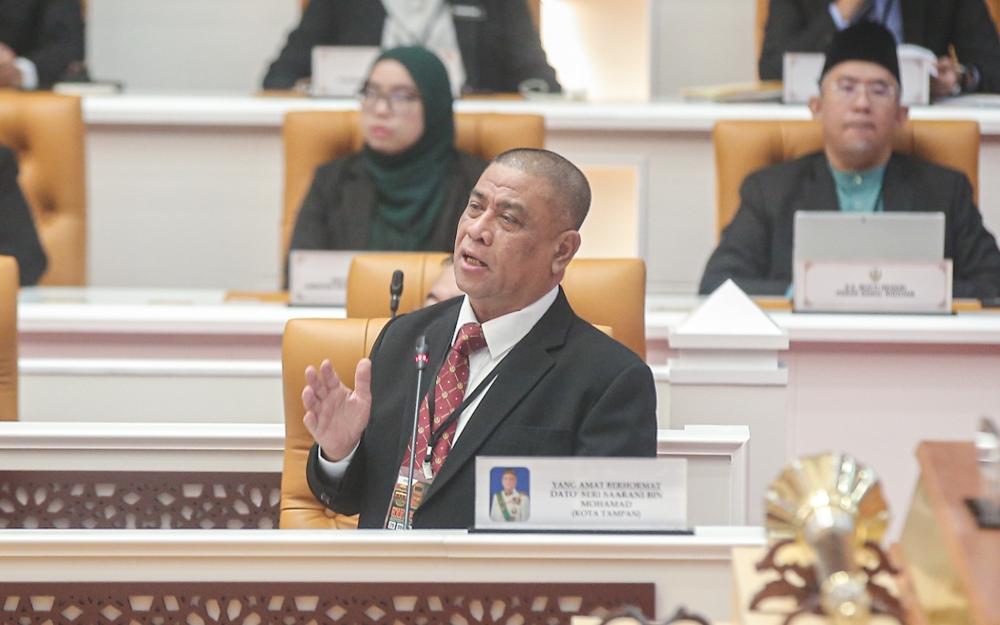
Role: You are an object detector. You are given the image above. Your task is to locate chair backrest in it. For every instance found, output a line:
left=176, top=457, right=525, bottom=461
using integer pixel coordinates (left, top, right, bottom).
left=280, top=317, right=390, bottom=528
left=281, top=110, right=545, bottom=263
left=346, top=254, right=647, bottom=360
left=0, top=92, right=86, bottom=285
left=346, top=252, right=450, bottom=318
left=0, top=256, right=17, bottom=421
left=714, top=119, right=980, bottom=237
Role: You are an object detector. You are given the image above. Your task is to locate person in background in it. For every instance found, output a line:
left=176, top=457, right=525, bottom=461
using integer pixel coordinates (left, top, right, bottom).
left=703, top=22, right=1000, bottom=299
left=262, top=0, right=560, bottom=95
left=0, top=0, right=85, bottom=89
left=286, top=47, right=488, bottom=285
left=423, top=256, right=463, bottom=308
left=759, top=0, right=1000, bottom=97
left=0, top=145, right=48, bottom=285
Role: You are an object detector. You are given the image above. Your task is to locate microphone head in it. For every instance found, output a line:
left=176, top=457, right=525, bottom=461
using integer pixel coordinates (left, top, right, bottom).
left=391, top=270, right=404, bottom=296
left=414, top=335, right=429, bottom=368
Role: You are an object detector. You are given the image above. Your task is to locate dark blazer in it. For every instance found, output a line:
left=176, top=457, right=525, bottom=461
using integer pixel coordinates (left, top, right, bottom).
left=0, top=145, right=47, bottom=285
left=262, top=0, right=560, bottom=93
left=759, top=0, right=1000, bottom=93
left=286, top=150, right=486, bottom=285
left=306, top=289, right=658, bottom=529
left=699, top=152, right=1000, bottom=299
left=0, top=0, right=84, bottom=89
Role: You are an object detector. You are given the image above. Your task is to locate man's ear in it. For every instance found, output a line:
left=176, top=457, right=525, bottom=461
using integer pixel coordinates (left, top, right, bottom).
left=552, top=230, right=581, bottom=274
left=895, top=104, right=910, bottom=127
left=808, top=95, right=822, bottom=119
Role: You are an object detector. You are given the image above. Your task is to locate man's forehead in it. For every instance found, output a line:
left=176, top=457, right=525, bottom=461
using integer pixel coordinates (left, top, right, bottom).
left=826, top=60, right=896, bottom=82
left=473, top=164, right=551, bottom=205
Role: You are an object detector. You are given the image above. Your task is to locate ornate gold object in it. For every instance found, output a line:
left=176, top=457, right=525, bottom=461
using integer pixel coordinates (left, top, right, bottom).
left=751, top=453, right=904, bottom=624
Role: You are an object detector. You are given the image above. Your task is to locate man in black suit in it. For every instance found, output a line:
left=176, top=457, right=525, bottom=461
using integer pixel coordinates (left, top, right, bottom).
left=262, top=0, right=560, bottom=94
left=759, top=0, right=1000, bottom=96
left=703, top=22, right=1000, bottom=299
left=0, top=145, right=47, bottom=285
left=302, top=148, right=657, bottom=529
left=0, top=0, right=84, bottom=89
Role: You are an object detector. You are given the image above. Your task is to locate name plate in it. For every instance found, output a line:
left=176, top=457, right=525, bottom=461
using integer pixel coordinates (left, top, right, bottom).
left=312, top=46, right=381, bottom=97
left=288, top=250, right=358, bottom=306
left=794, top=259, right=952, bottom=313
left=474, top=457, right=686, bottom=531
left=782, top=46, right=932, bottom=105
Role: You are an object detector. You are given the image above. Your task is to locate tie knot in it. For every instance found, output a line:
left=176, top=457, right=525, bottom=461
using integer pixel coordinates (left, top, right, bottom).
left=453, top=322, right=487, bottom=356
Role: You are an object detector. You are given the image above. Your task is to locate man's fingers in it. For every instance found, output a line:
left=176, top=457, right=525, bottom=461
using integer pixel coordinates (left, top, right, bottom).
left=354, top=358, right=373, bottom=404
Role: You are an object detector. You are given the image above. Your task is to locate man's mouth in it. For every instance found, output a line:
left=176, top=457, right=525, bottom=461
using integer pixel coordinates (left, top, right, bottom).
left=462, top=252, right=487, bottom=268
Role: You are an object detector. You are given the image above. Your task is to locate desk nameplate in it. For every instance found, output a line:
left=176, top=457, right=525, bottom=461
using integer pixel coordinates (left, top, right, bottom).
left=475, top=457, right=686, bottom=531
left=288, top=250, right=358, bottom=307
left=794, top=259, right=952, bottom=314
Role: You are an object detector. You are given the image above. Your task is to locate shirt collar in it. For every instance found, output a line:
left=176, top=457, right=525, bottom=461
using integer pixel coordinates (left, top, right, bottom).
left=454, top=285, right=560, bottom=359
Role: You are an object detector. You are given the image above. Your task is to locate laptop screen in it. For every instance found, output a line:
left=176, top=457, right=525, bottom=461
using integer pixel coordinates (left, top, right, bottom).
left=793, top=212, right=945, bottom=262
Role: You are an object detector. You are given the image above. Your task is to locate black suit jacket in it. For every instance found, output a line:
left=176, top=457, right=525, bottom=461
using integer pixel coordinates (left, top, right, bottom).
left=699, top=152, right=1000, bottom=299
left=0, top=145, right=47, bottom=285
left=0, top=0, right=84, bottom=89
left=306, top=290, right=658, bottom=529
left=262, top=0, right=560, bottom=93
left=759, top=0, right=1000, bottom=93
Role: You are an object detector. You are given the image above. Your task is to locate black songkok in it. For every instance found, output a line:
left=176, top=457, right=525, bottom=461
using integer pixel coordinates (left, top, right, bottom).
left=821, top=21, right=900, bottom=84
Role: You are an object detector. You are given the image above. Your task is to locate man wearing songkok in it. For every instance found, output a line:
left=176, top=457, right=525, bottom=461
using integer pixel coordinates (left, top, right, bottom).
left=701, top=22, right=1000, bottom=300
left=300, top=148, right=657, bottom=529
left=759, top=0, right=1000, bottom=96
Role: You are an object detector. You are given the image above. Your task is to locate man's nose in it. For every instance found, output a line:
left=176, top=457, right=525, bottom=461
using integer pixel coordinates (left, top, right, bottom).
left=465, top=211, right=493, bottom=244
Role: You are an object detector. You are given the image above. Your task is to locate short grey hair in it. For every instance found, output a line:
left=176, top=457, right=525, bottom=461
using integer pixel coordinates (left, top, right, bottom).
left=492, top=148, right=591, bottom=230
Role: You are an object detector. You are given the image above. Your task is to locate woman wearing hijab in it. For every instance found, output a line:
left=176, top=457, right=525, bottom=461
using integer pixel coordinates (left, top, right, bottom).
left=287, top=46, right=487, bottom=265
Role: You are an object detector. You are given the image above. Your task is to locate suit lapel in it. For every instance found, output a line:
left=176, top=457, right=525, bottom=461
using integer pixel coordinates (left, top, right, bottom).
left=796, top=154, right=840, bottom=214
left=420, top=290, right=574, bottom=507
left=881, top=155, right=918, bottom=213
left=394, top=304, right=461, bottom=469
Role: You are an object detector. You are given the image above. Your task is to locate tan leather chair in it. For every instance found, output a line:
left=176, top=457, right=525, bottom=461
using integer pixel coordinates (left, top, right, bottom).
left=0, top=256, right=18, bottom=421
left=0, top=92, right=86, bottom=285
left=346, top=253, right=647, bottom=360
left=346, top=252, right=450, bottom=318
left=282, top=110, right=545, bottom=264
left=280, top=317, right=390, bottom=528
left=714, top=119, right=980, bottom=237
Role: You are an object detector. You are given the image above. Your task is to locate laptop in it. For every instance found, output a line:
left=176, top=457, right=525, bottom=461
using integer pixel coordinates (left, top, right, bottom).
left=793, top=212, right=945, bottom=263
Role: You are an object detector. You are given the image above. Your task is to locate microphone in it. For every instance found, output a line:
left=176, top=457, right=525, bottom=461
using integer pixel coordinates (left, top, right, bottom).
left=403, top=335, right=429, bottom=529
left=389, top=270, right=404, bottom=319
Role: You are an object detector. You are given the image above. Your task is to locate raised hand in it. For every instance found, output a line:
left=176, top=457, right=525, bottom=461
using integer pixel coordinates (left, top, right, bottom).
left=302, top=358, right=373, bottom=461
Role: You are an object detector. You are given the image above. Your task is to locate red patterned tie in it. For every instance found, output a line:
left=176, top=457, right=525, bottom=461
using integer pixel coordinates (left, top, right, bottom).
left=385, top=322, right=488, bottom=528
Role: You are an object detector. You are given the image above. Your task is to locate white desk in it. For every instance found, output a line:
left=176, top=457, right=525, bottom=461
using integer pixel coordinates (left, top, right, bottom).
left=81, top=95, right=1000, bottom=294
left=0, top=527, right=765, bottom=622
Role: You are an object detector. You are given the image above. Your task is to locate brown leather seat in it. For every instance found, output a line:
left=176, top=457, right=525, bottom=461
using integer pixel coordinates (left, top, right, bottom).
left=0, top=256, right=18, bottom=421
left=0, top=92, right=86, bottom=285
left=281, top=110, right=545, bottom=264
left=280, top=317, right=390, bottom=528
left=346, top=253, right=647, bottom=360
left=714, top=119, right=980, bottom=237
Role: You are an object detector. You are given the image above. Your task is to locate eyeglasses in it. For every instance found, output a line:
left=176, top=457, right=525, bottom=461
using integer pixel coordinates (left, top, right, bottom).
left=825, top=78, right=897, bottom=104
left=358, top=85, right=421, bottom=114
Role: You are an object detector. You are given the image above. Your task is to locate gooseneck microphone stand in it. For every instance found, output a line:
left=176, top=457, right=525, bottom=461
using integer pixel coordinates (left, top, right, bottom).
left=403, top=335, right=429, bottom=529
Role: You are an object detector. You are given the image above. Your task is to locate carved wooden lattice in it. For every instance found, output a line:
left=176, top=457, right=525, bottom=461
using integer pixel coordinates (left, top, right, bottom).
left=0, top=582, right=654, bottom=625
left=0, top=471, right=281, bottom=529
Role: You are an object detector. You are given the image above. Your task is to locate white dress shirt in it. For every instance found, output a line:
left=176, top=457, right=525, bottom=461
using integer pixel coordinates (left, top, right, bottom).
left=318, top=286, right=560, bottom=478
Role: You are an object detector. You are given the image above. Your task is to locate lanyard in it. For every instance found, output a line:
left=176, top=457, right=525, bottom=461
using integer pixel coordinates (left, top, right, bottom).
left=420, top=354, right=500, bottom=479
